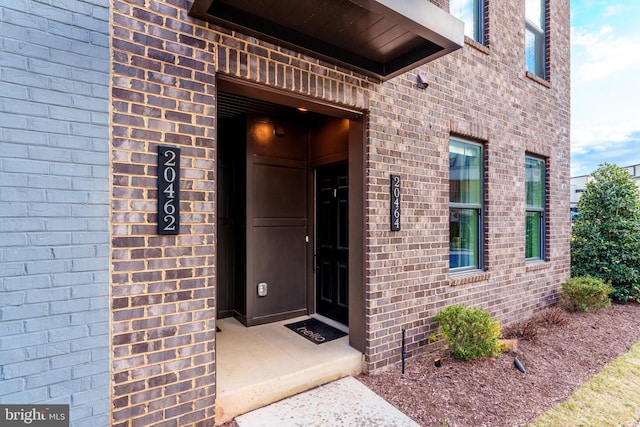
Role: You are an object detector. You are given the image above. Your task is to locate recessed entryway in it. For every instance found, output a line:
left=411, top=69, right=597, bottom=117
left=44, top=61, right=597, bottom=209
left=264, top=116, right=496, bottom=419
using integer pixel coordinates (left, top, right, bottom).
left=215, top=78, right=365, bottom=344
left=214, top=76, right=366, bottom=422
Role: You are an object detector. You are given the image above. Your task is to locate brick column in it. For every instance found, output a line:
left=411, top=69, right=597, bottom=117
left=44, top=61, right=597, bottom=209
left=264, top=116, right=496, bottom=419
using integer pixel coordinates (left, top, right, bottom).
left=111, top=0, right=217, bottom=425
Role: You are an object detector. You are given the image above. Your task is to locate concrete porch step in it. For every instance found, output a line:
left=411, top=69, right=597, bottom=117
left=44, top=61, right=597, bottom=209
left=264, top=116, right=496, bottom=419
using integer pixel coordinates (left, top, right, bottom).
left=214, top=316, right=363, bottom=425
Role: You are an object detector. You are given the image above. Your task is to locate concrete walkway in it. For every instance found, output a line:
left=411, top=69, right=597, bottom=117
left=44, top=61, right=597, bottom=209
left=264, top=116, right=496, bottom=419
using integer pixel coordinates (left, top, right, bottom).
left=215, top=316, right=363, bottom=424
left=235, top=376, right=419, bottom=427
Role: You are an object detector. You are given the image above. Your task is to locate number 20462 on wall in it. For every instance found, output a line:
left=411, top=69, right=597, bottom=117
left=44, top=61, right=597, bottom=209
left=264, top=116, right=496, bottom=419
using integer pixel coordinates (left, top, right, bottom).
left=158, top=145, right=180, bottom=235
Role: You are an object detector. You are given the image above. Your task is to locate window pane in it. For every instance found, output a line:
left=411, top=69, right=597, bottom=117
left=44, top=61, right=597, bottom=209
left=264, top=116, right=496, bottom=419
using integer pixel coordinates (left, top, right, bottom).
left=450, top=140, right=482, bottom=204
left=525, top=0, right=545, bottom=78
left=526, top=0, right=544, bottom=29
left=525, top=26, right=545, bottom=76
left=525, top=211, right=542, bottom=259
left=451, top=0, right=482, bottom=42
left=525, top=157, right=545, bottom=208
left=450, top=209, right=479, bottom=269
left=525, top=27, right=537, bottom=74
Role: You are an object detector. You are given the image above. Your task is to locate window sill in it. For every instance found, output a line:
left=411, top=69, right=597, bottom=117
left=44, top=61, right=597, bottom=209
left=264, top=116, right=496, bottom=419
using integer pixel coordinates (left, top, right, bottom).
left=465, top=36, right=489, bottom=55
left=525, top=260, right=550, bottom=272
left=449, top=270, right=490, bottom=286
left=525, top=71, right=551, bottom=88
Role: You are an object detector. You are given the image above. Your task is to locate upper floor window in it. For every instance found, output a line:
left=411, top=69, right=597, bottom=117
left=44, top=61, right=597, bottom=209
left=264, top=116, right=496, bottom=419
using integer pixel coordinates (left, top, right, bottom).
left=525, top=0, right=546, bottom=78
left=525, top=156, right=546, bottom=260
left=450, top=0, right=485, bottom=44
left=450, top=139, right=483, bottom=270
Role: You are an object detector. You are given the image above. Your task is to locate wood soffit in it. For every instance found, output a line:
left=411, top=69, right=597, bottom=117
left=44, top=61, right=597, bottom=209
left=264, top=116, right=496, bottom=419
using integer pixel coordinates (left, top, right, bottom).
left=189, top=0, right=464, bottom=81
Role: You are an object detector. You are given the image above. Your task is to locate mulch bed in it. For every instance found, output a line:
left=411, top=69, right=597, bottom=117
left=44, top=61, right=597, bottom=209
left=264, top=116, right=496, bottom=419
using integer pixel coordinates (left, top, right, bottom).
left=358, top=302, right=640, bottom=426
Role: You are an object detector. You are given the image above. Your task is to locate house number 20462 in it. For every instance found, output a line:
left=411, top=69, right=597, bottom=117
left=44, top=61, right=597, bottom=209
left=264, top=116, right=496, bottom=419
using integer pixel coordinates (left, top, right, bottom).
left=390, top=174, right=401, bottom=231
left=158, top=146, right=180, bottom=234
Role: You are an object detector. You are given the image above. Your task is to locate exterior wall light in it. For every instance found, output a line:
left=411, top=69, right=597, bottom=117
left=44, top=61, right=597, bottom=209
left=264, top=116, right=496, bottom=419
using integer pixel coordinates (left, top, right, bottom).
left=273, top=124, right=285, bottom=137
left=417, top=73, right=429, bottom=89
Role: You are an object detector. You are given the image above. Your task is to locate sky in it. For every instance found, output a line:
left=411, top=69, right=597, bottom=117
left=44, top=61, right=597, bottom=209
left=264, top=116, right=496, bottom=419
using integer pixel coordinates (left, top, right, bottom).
left=570, top=1, right=640, bottom=177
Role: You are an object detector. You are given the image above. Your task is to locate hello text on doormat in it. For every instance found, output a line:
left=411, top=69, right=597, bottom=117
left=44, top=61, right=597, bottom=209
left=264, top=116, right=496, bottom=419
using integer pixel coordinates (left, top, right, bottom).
left=285, top=318, right=347, bottom=344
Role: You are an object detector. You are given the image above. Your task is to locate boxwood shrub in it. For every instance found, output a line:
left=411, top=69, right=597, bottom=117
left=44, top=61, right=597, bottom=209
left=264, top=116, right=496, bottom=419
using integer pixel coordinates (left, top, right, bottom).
left=432, top=305, right=504, bottom=361
left=562, top=276, right=613, bottom=312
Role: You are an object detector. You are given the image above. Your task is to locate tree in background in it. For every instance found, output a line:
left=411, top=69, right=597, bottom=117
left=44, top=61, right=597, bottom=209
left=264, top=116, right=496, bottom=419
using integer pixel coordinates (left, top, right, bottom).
left=571, top=163, right=640, bottom=301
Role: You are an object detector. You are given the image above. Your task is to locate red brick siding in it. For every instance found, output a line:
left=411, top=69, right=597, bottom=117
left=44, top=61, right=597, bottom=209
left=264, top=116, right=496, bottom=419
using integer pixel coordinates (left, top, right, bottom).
left=111, top=0, right=216, bottom=425
left=110, top=0, right=570, bottom=423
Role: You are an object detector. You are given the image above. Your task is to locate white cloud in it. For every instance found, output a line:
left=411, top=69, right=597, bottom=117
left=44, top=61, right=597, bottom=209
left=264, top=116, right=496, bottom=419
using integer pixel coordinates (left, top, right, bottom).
left=571, top=19, right=640, bottom=176
left=603, top=4, right=623, bottom=17
left=571, top=138, right=640, bottom=176
left=572, top=128, right=638, bottom=154
left=571, top=26, right=640, bottom=82
left=570, top=1, right=640, bottom=176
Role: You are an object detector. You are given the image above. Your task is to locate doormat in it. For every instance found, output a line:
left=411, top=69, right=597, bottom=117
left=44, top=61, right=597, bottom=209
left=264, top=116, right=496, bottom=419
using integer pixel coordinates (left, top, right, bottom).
left=285, top=318, right=347, bottom=345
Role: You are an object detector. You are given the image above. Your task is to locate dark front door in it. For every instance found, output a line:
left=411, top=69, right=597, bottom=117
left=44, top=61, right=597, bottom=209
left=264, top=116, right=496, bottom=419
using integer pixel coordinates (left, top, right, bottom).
left=316, top=162, right=348, bottom=325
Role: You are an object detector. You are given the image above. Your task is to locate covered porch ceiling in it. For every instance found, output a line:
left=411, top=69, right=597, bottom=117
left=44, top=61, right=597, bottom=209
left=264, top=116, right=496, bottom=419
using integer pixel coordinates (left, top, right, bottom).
left=189, top=0, right=464, bottom=81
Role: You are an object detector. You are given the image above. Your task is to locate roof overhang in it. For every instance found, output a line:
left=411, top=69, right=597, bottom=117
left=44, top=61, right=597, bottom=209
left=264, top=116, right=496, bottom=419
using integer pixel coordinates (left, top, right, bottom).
left=189, top=0, right=464, bottom=81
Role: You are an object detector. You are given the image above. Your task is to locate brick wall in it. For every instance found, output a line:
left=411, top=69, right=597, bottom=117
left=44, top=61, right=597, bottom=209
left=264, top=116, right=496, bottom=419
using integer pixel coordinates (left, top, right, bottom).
left=110, top=0, right=217, bottom=425
left=0, top=1, right=111, bottom=426
left=360, top=0, right=571, bottom=371
left=111, top=0, right=570, bottom=423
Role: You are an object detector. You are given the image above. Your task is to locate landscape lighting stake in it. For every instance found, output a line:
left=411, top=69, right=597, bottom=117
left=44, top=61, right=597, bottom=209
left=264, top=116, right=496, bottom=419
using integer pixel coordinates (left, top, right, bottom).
left=514, top=357, right=526, bottom=373
left=401, top=328, right=406, bottom=374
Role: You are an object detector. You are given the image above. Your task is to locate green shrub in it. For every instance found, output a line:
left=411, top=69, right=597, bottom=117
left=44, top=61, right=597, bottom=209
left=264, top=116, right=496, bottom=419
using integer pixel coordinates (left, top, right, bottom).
left=561, top=276, right=613, bottom=312
left=571, top=163, right=640, bottom=301
left=432, top=305, right=504, bottom=361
